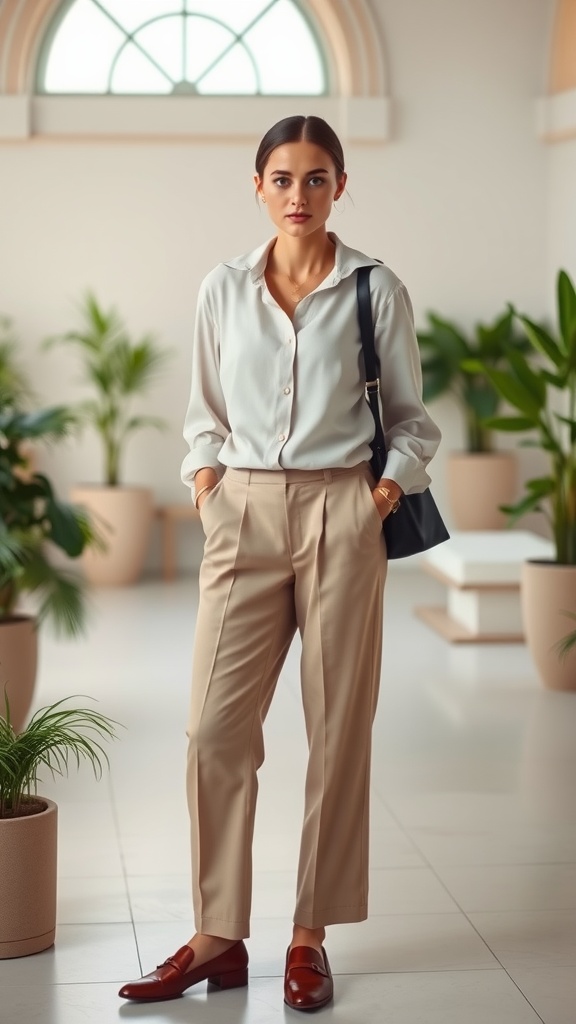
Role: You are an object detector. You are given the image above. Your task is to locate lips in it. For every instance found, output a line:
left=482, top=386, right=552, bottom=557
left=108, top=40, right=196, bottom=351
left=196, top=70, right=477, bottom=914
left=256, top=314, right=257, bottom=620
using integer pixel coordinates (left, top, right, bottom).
left=287, top=214, right=311, bottom=222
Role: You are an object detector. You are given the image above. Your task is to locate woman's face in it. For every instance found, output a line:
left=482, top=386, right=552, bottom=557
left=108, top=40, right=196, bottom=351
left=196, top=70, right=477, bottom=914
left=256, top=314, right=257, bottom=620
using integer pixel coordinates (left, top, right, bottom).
left=254, top=139, right=346, bottom=239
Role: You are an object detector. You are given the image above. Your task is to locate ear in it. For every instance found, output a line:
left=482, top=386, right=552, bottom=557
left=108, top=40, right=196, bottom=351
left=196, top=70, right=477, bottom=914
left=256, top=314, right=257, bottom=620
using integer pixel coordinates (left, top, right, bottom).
left=254, top=174, right=263, bottom=200
left=334, top=171, right=348, bottom=202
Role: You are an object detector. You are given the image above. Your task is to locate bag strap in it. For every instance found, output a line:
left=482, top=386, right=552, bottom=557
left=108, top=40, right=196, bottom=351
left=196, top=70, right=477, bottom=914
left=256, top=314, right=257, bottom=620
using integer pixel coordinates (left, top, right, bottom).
left=356, top=266, right=387, bottom=472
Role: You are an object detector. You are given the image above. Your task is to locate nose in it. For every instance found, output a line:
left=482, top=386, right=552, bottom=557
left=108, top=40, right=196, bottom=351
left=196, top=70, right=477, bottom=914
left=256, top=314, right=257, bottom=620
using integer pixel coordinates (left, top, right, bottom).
left=291, top=187, right=307, bottom=208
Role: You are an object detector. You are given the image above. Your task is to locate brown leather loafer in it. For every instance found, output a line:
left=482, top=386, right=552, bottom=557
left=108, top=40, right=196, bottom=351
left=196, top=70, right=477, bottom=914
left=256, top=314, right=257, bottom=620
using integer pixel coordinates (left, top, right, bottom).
left=118, top=941, right=248, bottom=1001
left=284, top=945, right=333, bottom=1011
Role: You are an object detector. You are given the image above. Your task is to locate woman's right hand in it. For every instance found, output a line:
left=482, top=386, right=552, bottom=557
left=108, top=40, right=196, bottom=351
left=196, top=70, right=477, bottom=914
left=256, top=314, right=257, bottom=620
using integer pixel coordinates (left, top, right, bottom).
left=197, top=487, right=214, bottom=512
left=194, top=468, right=219, bottom=512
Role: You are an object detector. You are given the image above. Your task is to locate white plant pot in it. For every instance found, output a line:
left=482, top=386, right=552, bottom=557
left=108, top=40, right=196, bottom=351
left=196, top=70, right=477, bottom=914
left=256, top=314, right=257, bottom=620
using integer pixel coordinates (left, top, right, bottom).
left=71, top=485, right=154, bottom=586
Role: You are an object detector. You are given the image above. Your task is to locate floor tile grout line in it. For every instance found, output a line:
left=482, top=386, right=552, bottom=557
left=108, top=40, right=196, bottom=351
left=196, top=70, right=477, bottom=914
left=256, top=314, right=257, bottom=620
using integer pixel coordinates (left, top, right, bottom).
left=107, top=770, right=143, bottom=977
left=373, top=794, right=548, bottom=1023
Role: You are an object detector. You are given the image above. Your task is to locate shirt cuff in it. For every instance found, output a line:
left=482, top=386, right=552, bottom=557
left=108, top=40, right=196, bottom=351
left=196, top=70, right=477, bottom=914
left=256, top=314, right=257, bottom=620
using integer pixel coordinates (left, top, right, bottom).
left=181, top=447, right=224, bottom=489
left=380, top=449, right=432, bottom=495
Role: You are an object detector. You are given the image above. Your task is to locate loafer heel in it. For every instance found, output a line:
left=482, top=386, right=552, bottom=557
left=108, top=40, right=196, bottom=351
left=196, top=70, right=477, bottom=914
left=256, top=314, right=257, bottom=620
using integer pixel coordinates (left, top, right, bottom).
left=208, top=966, right=249, bottom=989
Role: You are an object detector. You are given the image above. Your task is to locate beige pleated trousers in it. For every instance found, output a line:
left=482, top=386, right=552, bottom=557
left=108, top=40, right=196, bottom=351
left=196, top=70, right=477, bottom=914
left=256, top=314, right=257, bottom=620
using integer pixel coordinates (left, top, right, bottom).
left=186, top=463, right=387, bottom=940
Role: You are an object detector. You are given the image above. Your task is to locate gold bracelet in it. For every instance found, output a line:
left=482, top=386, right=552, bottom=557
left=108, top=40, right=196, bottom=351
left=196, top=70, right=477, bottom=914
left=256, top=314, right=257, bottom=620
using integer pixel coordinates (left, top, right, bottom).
left=194, top=484, right=214, bottom=510
left=376, top=486, right=401, bottom=514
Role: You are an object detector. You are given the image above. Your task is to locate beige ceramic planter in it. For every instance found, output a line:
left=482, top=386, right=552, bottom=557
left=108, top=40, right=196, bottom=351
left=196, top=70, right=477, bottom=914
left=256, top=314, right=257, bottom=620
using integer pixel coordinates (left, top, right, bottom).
left=448, top=452, right=517, bottom=529
left=522, top=561, right=576, bottom=691
left=0, top=616, right=38, bottom=733
left=0, top=798, right=57, bottom=958
left=71, top=485, right=153, bottom=586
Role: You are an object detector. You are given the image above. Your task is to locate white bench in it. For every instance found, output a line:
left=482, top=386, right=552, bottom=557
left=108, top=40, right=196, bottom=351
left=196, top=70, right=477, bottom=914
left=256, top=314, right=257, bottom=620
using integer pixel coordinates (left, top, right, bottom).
left=415, top=530, right=554, bottom=642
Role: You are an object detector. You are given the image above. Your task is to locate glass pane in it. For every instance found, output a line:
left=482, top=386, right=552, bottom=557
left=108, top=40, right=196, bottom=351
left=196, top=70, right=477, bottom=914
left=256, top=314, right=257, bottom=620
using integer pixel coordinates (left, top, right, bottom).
left=41, top=0, right=326, bottom=96
left=185, top=0, right=273, bottom=34
left=185, top=17, right=236, bottom=84
left=99, top=0, right=182, bottom=34
left=133, top=16, right=183, bottom=84
left=43, top=0, right=125, bottom=93
left=197, top=43, right=258, bottom=94
left=245, top=0, right=324, bottom=94
left=110, top=41, right=173, bottom=93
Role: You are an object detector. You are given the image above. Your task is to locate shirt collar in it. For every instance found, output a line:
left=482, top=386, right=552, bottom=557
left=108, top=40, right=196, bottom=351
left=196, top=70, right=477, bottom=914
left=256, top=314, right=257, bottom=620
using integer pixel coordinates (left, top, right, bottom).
left=223, top=233, right=382, bottom=286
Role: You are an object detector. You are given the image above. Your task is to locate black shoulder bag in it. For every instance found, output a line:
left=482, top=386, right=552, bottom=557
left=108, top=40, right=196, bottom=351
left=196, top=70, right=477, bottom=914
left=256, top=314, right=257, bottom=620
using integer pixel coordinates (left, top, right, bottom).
left=356, top=265, right=449, bottom=559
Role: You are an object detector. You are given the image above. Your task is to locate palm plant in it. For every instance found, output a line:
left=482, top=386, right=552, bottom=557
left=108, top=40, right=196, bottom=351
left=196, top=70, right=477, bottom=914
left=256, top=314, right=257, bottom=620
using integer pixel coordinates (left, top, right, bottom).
left=46, top=294, right=170, bottom=486
left=0, top=317, right=31, bottom=408
left=468, top=270, right=576, bottom=565
left=417, top=309, right=530, bottom=451
left=0, top=694, right=118, bottom=818
left=0, top=333, right=95, bottom=634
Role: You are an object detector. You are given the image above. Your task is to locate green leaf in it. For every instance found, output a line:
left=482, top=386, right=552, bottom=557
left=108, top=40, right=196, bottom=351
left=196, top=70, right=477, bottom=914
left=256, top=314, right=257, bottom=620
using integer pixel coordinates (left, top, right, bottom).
left=500, top=490, right=548, bottom=526
left=557, top=270, right=576, bottom=354
left=526, top=477, right=555, bottom=496
left=481, top=367, right=542, bottom=420
left=11, top=407, right=74, bottom=441
left=19, top=553, right=88, bottom=637
left=44, top=500, right=87, bottom=557
left=516, top=314, right=564, bottom=369
left=417, top=315, right=470, bottom=367
left=506, top=348, right=546, bottom=407
left=123, top=414, right=165, bottom=434
left=0, top=695, right=120, bottom=815
left=484, top=416, right=536, bottom=432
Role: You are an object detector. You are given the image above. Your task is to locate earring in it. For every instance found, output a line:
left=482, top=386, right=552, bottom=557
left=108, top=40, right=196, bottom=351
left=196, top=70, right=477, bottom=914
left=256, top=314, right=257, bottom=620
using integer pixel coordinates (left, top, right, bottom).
left=261, top=195, right=267, bottom=204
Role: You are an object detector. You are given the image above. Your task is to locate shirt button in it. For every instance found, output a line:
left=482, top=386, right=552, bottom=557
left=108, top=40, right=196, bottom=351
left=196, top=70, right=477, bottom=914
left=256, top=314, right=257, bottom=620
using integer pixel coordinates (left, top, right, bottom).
left=278, top=433, right=286, bottom=442
left=283, top=387, right=291, bottom=395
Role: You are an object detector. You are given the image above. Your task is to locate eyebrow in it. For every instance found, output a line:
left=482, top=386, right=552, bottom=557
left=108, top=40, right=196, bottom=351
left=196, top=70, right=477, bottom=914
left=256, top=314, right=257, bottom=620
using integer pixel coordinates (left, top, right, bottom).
left=270, top=167, right=329, bottom=176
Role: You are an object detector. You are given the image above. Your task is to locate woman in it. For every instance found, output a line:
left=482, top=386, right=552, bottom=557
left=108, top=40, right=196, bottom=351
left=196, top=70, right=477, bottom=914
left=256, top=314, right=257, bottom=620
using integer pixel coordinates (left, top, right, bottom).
left=119, top=115, right=441, bottom=1011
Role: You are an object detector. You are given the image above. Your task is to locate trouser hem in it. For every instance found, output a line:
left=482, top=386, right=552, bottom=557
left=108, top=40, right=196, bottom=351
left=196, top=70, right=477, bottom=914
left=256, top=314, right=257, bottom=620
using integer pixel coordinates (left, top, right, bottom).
left=293, top=905, right=368, bottom=928
left=195, top=915, right=250, bottom=941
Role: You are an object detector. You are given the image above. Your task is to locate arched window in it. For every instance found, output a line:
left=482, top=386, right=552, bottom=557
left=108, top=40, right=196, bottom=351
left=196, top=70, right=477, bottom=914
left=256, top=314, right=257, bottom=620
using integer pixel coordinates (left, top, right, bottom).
left=38, top=0, right=327, bottom=96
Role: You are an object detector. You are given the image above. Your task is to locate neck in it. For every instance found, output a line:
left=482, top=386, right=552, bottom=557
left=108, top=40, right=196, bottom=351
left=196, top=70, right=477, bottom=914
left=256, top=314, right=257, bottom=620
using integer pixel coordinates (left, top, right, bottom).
left=269, top=230, right=334, bottom=280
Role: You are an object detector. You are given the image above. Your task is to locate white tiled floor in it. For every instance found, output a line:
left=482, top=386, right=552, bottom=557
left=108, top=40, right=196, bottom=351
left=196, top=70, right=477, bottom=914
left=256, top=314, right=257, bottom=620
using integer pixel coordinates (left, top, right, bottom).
left=2, top=567, right=575, bottom=1023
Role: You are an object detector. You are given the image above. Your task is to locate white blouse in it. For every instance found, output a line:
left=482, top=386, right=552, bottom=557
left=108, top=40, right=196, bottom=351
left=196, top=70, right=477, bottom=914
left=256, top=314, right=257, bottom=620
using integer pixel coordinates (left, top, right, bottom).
left=181, top=233, right=441, bottom=495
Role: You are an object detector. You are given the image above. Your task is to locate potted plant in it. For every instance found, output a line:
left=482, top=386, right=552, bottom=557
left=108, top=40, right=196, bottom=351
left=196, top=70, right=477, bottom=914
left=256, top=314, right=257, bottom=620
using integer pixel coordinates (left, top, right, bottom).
left=47, top=293, right=170, bottom=585
left=417, top=308, right=530, bottom=528
left=469, top=269, right=576, bottom=690
left=0, top=694, right=118, bottom=958
left=0, top=334, right=95, bottom=732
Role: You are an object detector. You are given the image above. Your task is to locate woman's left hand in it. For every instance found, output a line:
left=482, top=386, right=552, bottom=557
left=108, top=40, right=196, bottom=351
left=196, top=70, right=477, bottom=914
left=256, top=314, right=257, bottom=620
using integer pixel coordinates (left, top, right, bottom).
left=371, top=481, right=403, bottom=521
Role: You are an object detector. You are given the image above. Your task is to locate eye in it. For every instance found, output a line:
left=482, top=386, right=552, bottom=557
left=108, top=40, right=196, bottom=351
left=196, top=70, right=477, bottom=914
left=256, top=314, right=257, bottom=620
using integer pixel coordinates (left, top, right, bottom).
left=309, top=176, right=326, bottom=187
left=273, top=177, right=290, bottom=188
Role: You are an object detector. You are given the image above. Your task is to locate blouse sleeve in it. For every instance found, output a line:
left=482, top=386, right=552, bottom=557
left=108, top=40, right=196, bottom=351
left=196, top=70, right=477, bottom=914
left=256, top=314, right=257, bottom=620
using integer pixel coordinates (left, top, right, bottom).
left=181, top=278, right=230, bottom=491
left=374, top=281, right=441, bottom=494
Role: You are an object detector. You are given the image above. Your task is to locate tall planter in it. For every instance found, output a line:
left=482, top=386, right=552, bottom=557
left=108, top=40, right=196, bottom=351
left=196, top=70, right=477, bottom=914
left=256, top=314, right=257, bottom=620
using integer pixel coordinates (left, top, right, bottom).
left=0, top=798, right=57, bottom=958
left=0, top=616, right=38, bottom=733
left=447, top=452, right=517, bottom=529
left=522, top=562, right=576, bottom=691
left=71, top=485, right=153, bottom=586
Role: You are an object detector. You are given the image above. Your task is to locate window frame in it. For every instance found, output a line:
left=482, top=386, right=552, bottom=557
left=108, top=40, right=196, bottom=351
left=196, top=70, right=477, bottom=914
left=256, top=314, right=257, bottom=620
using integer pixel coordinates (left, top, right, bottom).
left=35, top=0, right=330, bottom=99
left=0, top=0, right=392, bottom=143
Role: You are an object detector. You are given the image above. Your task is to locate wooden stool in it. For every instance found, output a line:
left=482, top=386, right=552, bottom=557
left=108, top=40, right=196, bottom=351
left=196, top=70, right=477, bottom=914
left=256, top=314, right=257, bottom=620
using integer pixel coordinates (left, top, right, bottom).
left=155, top=503, right=199, bottom=581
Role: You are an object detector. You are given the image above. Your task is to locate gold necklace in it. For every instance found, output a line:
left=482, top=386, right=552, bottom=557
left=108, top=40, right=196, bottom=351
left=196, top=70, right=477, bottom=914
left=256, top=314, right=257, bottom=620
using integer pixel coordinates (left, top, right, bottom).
left=284, top=261, right=330, bottom=302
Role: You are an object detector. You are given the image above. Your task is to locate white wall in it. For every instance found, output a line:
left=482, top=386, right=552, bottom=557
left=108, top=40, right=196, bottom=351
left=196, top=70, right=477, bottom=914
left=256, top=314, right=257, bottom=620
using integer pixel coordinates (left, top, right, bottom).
left=547, top=139, right=576, bottom=286
left=0, top=0, right=556, bottom=571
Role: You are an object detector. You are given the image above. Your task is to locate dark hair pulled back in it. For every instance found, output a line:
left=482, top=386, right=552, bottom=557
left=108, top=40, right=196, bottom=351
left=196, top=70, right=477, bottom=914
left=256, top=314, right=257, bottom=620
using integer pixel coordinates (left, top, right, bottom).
left=255, top=115, right=345, bottom=179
